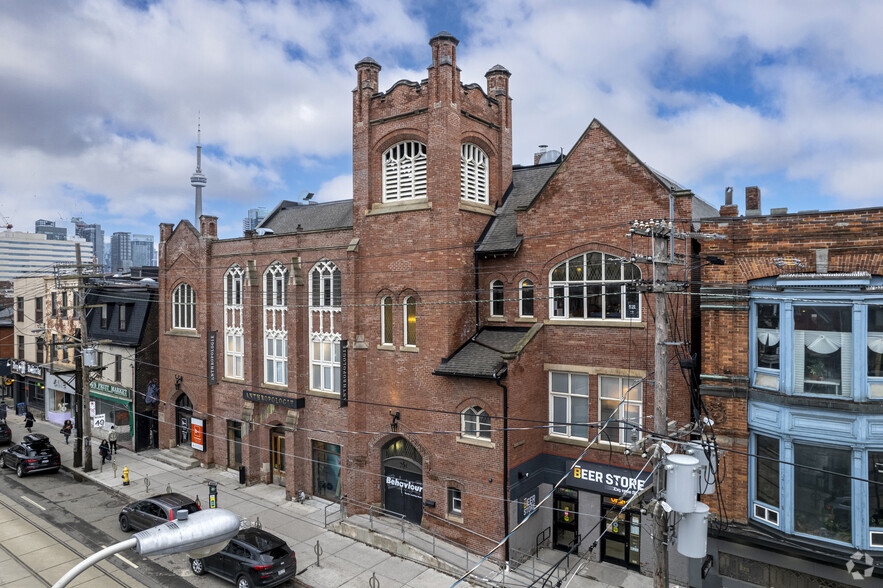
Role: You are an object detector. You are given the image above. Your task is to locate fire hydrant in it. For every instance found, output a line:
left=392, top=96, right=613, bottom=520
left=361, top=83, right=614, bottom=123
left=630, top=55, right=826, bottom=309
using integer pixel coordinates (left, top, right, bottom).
left=122, top=466, right=130, bottom=486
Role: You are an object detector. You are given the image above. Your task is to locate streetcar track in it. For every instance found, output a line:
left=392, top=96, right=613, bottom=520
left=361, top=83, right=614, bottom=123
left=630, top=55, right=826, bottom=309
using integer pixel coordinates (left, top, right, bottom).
left=0, top=478, right=136, bottom=587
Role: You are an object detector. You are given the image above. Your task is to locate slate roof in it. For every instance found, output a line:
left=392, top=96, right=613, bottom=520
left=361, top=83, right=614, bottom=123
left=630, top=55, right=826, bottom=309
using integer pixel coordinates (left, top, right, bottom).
left=85, top=286, right=155, bottom=347
left=257, top=200, right=353, bottom=234
left=434, top=327, right=534, bottom=379
left=475, top=164, right=559, bottom=255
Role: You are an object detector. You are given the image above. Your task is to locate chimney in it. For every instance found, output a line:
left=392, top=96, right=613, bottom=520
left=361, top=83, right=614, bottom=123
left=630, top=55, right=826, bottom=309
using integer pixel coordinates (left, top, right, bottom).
left=719, top=187, right=738, bottom=217
left=746, top=186, right=761, bottom=216
left=200, top=215, right=218, bottom=239
left=159, top=223, right=174, bottom=242
left=534, top=145, right=548, bottom=165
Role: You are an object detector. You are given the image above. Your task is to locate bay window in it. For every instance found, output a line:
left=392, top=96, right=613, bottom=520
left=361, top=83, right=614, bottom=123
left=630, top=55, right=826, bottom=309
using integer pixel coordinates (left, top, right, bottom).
left=870, top=306, right=883, bottom=398
left=793, top=443, right=851, bottom=543
left=753, top=434, right=780, bottom=525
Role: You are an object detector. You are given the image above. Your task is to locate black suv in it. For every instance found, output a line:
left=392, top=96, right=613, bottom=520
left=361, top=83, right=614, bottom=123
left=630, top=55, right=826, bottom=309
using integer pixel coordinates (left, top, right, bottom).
left=119, top=493, right=201, bottom=532
left=190, top=527, right=296, bottom=588
left=0, top=433, right=61, bottom=477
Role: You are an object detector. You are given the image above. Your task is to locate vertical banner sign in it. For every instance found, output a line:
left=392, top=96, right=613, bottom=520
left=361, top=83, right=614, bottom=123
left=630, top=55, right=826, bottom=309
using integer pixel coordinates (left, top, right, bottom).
left=340, top=339, right=348, bottom=408
left=207, top=331, right=218, bottom=385
left=190, top=417, right=205, bottom=451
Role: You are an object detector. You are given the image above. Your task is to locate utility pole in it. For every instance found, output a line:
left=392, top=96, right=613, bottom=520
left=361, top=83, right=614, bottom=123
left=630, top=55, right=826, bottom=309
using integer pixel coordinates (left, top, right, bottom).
left=73, top=328, right=83, bottom=468
left=74, top=243, right=94, bottom=473
left=652, top=225, right=670, bottom=588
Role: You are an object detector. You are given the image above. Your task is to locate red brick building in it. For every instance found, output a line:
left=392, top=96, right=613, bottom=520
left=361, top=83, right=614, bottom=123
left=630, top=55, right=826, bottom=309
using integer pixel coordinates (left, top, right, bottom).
left=158, top=32, right=706, bottom=578
left=696, top=189, right=883, bottom=585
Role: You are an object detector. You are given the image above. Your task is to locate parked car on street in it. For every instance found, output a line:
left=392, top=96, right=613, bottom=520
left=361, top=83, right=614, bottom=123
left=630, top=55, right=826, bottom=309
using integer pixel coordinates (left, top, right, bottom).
left=0, top=420, right=11, bottom=444
left=189, top=527, right=297, bottom=588
left=118, top=492, right=201, bottom=532
left=0, top=433, right=61, bottom=477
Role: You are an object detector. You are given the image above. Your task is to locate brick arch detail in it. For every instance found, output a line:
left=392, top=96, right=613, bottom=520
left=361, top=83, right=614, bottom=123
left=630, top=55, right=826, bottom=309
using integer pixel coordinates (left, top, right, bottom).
left=460, top=133, right=497, bottom=159
left=369, top=432, right=431, bottom=471
left=544, top=245, right=635, bottom=278
left=455, top=398, right=493, bottom=415
left=373, top=130, right=429, bottom=158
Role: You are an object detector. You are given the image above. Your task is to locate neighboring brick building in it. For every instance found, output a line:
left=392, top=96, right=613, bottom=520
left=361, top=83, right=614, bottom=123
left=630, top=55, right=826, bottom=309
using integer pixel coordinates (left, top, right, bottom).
left=158, top=32, right=707, bottom=580
left=696, top=189, right=883, bottom=586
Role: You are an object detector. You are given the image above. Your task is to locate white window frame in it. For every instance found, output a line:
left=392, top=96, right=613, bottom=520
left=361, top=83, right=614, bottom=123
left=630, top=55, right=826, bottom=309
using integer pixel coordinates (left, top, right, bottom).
left=381, top=296, right=393, bottom=345
left=448, top=487, right=462, bottom=516
left=460, top=143, right=489, bottom=204
left=224, top=265, right=244, bottom=379
left=490, top=280, right=504, bottom=317
left=549, top=252, right=641, bottom=321
left=172, top=283, right=195, bottom=330
left=310, top=261, right=341, bottom=393
left=403, top=296, right=417, bottom=347
left=548, top=371, right=590, bottom=440
left=519, top=279, right=534, bottom=318
left=598, top=375, right=642, bottom=445
left=461, top=406, right=491, bottom=440
left=382, top=141, right=427, bottom=202
left=263, top=263, right=287, bottom=385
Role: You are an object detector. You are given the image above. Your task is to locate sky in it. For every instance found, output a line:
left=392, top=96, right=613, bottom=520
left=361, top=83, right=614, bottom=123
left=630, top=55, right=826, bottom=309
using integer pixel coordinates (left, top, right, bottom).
left=2, top=0, right=883, bottom=243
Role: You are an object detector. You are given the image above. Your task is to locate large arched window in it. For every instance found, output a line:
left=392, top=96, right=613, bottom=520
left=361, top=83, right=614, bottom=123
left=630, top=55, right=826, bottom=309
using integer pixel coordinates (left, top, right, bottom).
left=263, top=262, right=288, bottom=385
left=381, top=296, right=394, bottom=345
left=549, top=252, right=640, bottom=320
left=460, top=143, right=489, bottom=204
left=404, top=296, right=417, bottom=347
left=310, top=261, right=341, bottom=393
left=519, top=279, right=534, bottom=318
left=224, top=265, right=244, bottom=379
left=461, top=406, right=491, bottom=440
left=383, top=141, right=427, bottom=202
left=490, top=280, right=504, bottom=317
left=172, top=283, right=195, bottom=330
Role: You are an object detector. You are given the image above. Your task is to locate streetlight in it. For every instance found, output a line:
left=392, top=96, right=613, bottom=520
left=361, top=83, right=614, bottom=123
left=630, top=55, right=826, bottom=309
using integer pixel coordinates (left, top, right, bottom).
left=52, top=508, right=240, bottom=588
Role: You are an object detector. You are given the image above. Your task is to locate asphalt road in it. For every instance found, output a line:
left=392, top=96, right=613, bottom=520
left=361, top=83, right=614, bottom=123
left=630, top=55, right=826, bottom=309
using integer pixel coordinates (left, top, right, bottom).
left=0, top=465, right=237, bottom=588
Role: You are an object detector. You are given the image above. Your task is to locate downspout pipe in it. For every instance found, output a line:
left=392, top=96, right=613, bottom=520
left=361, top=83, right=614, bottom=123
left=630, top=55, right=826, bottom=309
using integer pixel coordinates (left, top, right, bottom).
left=494, top=364, right=510, bottom=564
left=473, top=250, right=480, bottom=331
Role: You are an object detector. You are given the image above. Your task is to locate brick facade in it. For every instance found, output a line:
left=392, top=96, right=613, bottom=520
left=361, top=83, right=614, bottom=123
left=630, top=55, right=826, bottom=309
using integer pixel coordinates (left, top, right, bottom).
left=158, top=33, right=696, bottom=569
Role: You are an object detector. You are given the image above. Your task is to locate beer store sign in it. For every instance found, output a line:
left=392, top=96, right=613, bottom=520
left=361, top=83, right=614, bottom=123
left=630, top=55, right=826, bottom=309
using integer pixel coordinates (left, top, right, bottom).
left=570, top=462, right=651, bottom=496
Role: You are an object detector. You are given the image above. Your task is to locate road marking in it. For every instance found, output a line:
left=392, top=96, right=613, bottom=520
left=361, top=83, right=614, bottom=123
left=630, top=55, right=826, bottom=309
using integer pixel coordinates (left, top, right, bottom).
left=21, top=496, right=46, bottom=511
left=101, top=545, right=139, bottom=568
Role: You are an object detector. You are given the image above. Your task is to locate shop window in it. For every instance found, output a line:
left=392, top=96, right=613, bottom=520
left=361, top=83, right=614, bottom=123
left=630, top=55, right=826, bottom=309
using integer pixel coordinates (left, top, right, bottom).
left=520, top=279, right=534, bottom=318
left=382, top=141, right=427, bottom=202
left=448, top=487, right=462, bottom=516
left=172, top=283, right=195, bottom=330
left=753, top=434, right=780, bottom=526
left=794, top=306, right=851, bottom=397
left=312, top=440, right=342, bottom=500
left=490, top=280, right=504, bottom=317
left=461, top=406, right=491, bottom=440
left=460, top=143, right=489, bottom=204
left=793, top=443, right=851, bottom=543
left=404, top=296, right=417, bottom=347
left=381, top=296, right=393, bottom=345
left=549, top=252, right=640, bottom=320
left=549, top=372, right=589, bottom=439
left=598, top=375, right=642, bottom=445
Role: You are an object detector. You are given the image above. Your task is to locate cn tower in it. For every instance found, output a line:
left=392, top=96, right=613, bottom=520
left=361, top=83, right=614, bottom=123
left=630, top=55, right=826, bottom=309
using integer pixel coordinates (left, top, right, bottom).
left=190, top=119, right=207, bottom=224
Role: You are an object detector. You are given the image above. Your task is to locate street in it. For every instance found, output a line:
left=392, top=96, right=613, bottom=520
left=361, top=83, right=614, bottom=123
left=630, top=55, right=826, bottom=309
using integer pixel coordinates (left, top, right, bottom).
left=0, top=465, right=231, bottom=588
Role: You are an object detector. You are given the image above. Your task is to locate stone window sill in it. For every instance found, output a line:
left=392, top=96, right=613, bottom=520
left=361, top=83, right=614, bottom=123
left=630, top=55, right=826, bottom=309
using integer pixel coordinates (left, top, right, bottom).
left=399, top=346, right=419, bottom=353
left=309, top=389, right=341, bottom=400
left=487, top=316, right=506, bottom=323
left=545, top=319, right=646, bottom=329
left=166, top=329, right=200, bottom=338
left=458, top=200, right=496, bottom=216
left=366, top=199, right=431, bottom=216
left=377, top=344, right=396, bottom=352
left=457, top=436, right=496, bottom=449
left=446, top=513, right=464, bottom=524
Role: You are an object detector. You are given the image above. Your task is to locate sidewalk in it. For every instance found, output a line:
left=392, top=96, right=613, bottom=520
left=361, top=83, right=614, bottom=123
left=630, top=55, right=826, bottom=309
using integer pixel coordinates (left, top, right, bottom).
left=2, top=406, right=651, bottom=588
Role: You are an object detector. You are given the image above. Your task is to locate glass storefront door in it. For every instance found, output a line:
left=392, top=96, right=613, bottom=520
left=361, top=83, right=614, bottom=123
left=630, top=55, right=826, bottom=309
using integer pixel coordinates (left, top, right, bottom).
left=601, top=496, right=641, bottom=569
left=270, top=428, right=285, bottom=485
left=553, top=488, right=579, bottom=551
left=226, top=421, right=242, bottom=469
left=312, top=440, right=341, bottom=500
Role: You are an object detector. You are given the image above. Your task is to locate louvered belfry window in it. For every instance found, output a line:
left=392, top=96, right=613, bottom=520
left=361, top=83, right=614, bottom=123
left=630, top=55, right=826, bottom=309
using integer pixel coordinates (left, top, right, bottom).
left=382, top=141, right=427, bottom=202
left=460, top=143, right=489, bottom=204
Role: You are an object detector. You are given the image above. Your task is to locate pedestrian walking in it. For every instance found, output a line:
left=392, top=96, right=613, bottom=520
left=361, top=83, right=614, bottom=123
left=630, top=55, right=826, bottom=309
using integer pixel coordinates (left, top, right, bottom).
left=99, top=439, right=110, bottom=465
left=24, top=412, right=34, bottom=433
left=61, top=419, right=73, bottom=444
left=108, top=425, right=118, bottom=454
left=0, top=402, right=7, bottom=421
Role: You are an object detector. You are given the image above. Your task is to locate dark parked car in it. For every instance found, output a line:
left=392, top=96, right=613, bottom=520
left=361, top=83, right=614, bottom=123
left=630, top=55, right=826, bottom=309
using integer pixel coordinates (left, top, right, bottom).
left=118, top=492, right=201, bottom=532
left=0, top=420, right=11, bottom=444
left=190, top=527, right=296, bottom=588
left=0, top=433, right=61, bottom=477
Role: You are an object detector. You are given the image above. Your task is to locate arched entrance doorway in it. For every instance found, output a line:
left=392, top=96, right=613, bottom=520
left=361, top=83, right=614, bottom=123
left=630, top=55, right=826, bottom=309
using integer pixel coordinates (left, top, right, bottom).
left=382, top=437, right=423, bottom=524
left=175, top=393, right=193, bottom=447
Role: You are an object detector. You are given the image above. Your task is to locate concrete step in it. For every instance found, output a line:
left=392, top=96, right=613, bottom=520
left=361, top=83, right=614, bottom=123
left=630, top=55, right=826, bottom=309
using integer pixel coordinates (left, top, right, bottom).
left=152, top=445, right=201, bottom=470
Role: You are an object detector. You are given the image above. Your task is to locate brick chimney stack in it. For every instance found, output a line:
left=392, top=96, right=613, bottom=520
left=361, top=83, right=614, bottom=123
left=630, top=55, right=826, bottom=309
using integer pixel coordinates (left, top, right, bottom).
left=719, top=186, right=739, bottom=217
left=746, top=186, right=761, bottom=216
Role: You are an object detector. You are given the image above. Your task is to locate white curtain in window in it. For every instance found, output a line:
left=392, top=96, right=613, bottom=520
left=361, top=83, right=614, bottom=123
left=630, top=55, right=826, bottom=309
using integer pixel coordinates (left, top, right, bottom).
left=869, top=334, right=883, bottom=354
left=805, top=333, right=842, bottom=354
left=757, top=329, right=780, bottom=346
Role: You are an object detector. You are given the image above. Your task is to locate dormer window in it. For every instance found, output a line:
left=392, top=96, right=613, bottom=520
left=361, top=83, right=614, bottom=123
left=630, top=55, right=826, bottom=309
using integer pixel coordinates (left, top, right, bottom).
left=383, top=141, right=427, bottom=202
left=460, top=143, right=489, bottom=204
